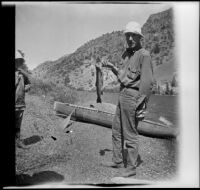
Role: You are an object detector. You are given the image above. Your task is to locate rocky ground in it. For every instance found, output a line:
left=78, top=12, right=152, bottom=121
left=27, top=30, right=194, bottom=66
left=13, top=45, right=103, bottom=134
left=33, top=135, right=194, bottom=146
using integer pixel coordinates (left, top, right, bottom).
left=15, top=94, right=178, bottom=187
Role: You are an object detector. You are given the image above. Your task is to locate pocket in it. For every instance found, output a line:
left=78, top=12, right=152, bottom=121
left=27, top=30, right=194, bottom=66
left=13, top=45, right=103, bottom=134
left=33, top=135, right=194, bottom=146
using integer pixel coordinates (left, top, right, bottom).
left=135, top=95, right=147, bottom=121
left=127, top=69, right=140, bottom=81
left=135, top=94, right=147, bottom=108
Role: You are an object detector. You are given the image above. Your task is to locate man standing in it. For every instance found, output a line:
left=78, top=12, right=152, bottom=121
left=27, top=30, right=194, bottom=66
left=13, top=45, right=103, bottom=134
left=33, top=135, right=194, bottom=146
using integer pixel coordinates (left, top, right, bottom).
left=101, top=21, right=154, bottom=177
left=15, top=50, right=31, bottom=149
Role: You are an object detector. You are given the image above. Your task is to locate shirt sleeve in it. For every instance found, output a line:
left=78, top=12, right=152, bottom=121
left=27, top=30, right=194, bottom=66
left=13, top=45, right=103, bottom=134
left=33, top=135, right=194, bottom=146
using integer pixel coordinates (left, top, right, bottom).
left=139, top=55, right=154, bottom=100
left=18, top=69, right=31, bottom=85
left=117, top=69, right=129, bottom=86
left=23, top=73, right=31, bottom=85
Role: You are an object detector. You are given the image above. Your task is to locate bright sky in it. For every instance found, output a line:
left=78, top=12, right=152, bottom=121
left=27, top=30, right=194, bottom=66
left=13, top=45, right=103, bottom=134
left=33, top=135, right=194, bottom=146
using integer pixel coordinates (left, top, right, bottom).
left=14, top=2, right=172, bottom=70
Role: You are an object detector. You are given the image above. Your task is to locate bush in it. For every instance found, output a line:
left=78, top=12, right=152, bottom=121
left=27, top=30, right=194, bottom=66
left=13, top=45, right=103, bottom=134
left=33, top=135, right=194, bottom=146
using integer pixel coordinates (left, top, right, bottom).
left=48, top=88, right=77, bottom=104
left=153, top=43, right=160, bottom=54
left=54, top=86, right=78, bottom=103
left=28, top=78, right=54, bottom=96
left=104, top=86, right=120, bottom=93
left=28, top=78, right=78, bottom=104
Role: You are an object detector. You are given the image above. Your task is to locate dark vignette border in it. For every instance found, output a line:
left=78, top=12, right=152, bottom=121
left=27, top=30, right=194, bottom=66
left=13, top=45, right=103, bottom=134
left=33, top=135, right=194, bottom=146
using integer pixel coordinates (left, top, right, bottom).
left=1, top=4, right=16, bottom=188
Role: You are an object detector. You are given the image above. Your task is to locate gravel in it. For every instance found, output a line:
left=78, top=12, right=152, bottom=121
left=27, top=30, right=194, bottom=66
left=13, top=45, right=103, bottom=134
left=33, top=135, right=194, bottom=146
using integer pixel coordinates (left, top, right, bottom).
left=15, top=94, right=178, bottom=186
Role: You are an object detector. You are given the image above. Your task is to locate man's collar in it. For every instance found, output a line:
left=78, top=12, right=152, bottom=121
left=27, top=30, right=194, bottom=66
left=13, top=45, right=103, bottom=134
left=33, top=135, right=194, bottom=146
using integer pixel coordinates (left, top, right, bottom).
left=126, top=47, right=137, bottom=56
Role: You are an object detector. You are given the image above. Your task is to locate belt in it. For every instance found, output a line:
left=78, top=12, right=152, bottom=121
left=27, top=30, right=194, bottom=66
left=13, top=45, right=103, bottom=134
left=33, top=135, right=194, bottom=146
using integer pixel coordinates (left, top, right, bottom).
left=130, top=87, right=139, bottom=91
left=120, top=85, right=139, bottom=91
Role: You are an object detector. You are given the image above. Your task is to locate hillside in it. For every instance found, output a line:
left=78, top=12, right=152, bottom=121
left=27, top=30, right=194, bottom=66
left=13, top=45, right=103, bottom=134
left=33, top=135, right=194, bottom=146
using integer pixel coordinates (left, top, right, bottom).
left=32, top=8, right=176, bottom=91
left=142, top=8, right=176, bottom=83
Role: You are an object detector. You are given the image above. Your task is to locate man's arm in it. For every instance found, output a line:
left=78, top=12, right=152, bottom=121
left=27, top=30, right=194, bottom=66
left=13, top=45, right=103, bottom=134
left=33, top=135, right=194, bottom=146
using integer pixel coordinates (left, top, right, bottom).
left=139, top=55, right=154, bottom=100
left=102, top=60, right=119, bottom=76
left=18, top=68, right=31, bottom=85
left=110, top=65, right=119, bottom=76
left=18, top=68, right=31, bottom=92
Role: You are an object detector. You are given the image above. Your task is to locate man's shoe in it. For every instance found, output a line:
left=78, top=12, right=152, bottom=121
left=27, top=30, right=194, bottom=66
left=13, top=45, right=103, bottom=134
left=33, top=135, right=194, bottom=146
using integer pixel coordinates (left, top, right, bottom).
left=101, top=161, right=124, bottom=168
left=118, top=168, right=136, bottom=177
left=135, top=155, right=143, bottom=167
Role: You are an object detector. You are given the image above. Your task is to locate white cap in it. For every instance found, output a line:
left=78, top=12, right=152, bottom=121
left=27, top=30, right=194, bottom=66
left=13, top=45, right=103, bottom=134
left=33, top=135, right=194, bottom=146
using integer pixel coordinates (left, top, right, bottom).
left=15, top=50, right=25, bottom=59
left=124, top=21, right=144, bottom=38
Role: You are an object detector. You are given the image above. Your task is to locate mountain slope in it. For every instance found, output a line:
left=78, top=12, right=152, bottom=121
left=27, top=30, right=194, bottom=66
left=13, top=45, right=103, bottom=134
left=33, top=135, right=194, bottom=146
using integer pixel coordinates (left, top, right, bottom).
left=142, top=8, right=176, bottom=83
left=32, top=8, right=176, bottom=90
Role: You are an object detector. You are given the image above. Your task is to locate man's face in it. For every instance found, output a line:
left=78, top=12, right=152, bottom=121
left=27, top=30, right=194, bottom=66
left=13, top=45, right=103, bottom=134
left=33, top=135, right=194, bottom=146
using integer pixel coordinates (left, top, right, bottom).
left=15, top=58, right=24, bottom=69
left=125, top=32, right=141, bottom=49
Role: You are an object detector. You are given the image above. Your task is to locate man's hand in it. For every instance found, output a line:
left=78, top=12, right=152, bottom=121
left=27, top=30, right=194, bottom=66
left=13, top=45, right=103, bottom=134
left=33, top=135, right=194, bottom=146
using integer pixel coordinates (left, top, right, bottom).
left=18, top=68, right=29, bottom=76
left=95, top=61, right=102, bottom=69
left=101, top=58, right=114, bottom=69
left=25, top=85, right=31, bottom=92
left=101, top=58, right=119, bottom=76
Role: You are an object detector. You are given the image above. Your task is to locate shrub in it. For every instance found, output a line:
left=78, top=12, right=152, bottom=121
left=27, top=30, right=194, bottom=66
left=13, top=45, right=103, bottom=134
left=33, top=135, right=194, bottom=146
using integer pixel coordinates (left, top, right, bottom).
left=104, top=86, right=120, bottom=93
left=28, top=78, right=78, bottom=104
left=153, top=43, right=160, bottom=54
left=48, top=87, right=77, bottom=104
left=28, top=78, right=54, bottom=96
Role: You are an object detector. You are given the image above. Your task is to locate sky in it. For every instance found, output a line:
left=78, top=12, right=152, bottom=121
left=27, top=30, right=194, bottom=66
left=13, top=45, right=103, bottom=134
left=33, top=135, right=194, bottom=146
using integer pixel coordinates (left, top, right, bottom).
left=14, top=2, right=173, bottom=70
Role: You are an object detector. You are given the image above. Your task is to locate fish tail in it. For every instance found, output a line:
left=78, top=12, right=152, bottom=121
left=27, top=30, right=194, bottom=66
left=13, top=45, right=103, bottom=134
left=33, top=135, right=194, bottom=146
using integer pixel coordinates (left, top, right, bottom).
left=97, top=97, right=102, bottom=103
left=101, top=85, right=104, bottom=95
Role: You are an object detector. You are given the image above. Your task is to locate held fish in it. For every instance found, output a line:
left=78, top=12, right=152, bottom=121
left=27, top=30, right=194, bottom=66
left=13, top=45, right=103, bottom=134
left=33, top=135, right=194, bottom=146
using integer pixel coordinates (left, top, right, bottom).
left=95, top=57, right=104, bottom=103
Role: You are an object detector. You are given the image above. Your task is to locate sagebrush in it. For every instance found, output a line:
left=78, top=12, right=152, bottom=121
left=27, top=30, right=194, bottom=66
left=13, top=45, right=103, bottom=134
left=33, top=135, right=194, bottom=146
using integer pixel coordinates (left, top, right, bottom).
left=28, top=78, right=78, bottom=104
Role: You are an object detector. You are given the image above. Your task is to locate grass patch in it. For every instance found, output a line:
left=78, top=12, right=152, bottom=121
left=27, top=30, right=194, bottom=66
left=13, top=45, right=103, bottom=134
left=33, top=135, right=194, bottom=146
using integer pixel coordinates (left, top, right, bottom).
left=28, top=78, right=78, bottom=104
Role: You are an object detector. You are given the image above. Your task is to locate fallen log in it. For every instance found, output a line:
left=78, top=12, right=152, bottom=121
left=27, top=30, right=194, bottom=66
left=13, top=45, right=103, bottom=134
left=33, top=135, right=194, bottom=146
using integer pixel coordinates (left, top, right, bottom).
left=53, top=101, right=178, bottom=139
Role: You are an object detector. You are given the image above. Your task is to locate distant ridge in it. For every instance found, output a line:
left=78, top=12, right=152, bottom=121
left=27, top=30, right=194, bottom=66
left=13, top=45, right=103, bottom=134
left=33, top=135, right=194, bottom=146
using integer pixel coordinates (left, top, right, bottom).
left=32, top=8, right=176, bottom=90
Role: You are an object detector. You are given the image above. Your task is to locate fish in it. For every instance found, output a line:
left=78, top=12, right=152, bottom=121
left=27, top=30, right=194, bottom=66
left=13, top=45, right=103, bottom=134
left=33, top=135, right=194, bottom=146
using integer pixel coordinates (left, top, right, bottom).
left=95, top=57, right=104, bottom=103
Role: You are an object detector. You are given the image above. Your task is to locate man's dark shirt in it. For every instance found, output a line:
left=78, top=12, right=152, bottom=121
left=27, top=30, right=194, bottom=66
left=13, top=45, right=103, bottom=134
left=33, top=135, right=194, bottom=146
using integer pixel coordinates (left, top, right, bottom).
left=15, top=70, right=31, bottom=110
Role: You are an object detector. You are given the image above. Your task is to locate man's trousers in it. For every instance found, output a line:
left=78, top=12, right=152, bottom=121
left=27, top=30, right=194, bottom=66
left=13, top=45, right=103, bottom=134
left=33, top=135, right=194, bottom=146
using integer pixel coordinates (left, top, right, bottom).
left=15, top=109, right=24, bottom=140
left=112, top=88, right=146, bottom=169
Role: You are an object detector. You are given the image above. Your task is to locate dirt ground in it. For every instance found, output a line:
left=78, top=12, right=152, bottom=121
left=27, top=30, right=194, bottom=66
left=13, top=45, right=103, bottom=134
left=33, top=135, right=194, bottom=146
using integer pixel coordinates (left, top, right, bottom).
left=15, top=94, right=178, bottom=187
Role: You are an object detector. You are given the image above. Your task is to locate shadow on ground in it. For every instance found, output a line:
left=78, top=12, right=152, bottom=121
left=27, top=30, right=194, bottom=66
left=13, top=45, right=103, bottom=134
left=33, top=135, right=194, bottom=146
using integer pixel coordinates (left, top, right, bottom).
left=22, top=135, right=43, bottom=145
left=99, top=149, right=112, bottom=156
left=16, top=171, right=64, bottom=186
